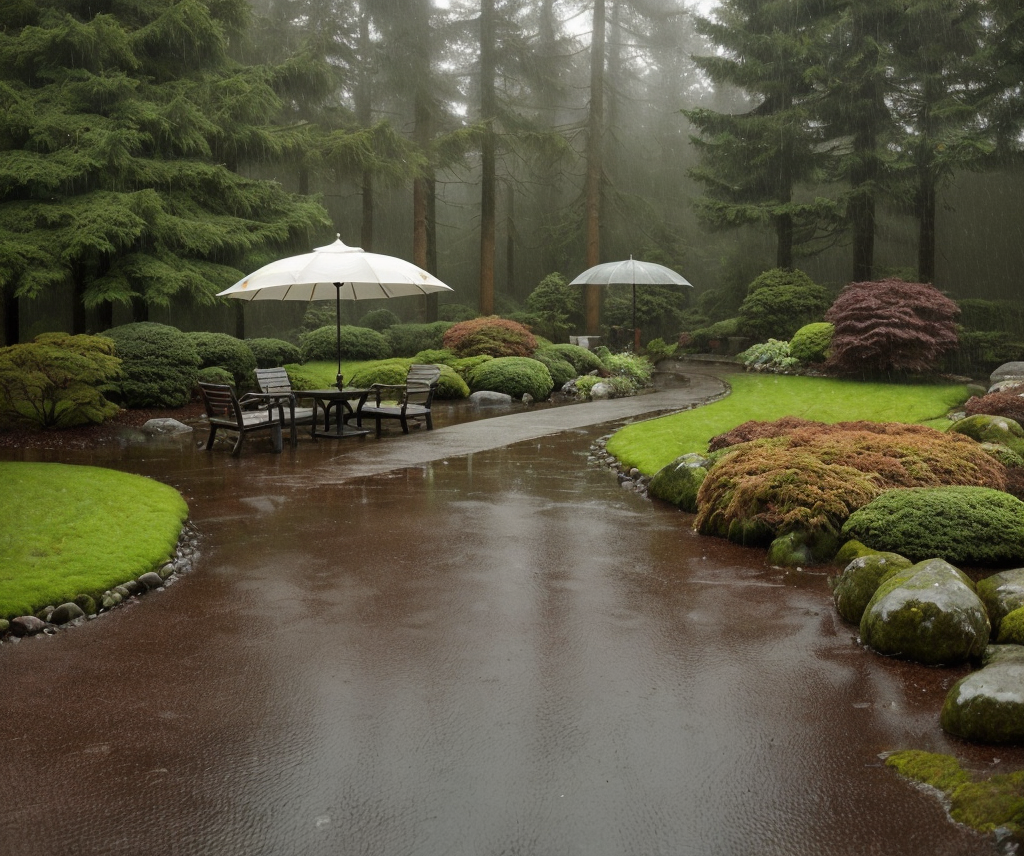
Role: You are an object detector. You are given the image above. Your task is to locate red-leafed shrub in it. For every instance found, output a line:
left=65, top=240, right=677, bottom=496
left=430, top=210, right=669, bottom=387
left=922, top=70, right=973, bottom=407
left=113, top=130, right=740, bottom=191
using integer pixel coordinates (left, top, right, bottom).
left=964, top=389, right=1024, bottom=426
left=442, top=316, right=537, bottom=358
left=824, top=279, right=959, bottom=377
left=695, top=420, right=1006, bottom=545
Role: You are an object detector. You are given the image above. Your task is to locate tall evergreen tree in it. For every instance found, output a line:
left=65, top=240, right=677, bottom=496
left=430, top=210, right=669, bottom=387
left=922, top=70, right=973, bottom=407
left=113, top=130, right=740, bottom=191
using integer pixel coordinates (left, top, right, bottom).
left=0, top=0, right=330, bottom=342
left=685, top=0, right=833, bottom=269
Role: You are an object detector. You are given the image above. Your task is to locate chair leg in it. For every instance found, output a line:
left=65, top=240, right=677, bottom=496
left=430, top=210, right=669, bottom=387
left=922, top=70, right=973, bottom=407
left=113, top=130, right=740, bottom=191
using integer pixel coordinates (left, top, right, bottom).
left=205, top=425, right=218, bottom=450
left=271, top=424, right=283, bottom=453
left=375, top=417, right=383, bottom=439
left=400, top=416, right=410, bottom=434
left=425, top=413, right=433, bottom=430
left=231, top=431, right=244, bottom=456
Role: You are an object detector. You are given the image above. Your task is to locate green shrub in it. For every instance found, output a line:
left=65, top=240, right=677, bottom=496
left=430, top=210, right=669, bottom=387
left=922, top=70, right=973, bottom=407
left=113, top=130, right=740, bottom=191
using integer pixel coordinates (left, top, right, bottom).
left=739, top=280, right=831, bottom=341
left=687, top=317, right=741, bottom=352
left=357, top=308, right=401, bottom=331
left=439, top=303, right=479, bottom=322
left=443, top=316, right=538, bottom=358
left=0, top=334, right=121, bottom=428
left=435, top=365, right=470, bottom=399
left=197, top=366, right=233, bottom=385
left=945, top=330, right=1024, bottom=378
left=545, top=343, right=604, bottom=374
left=469, top=356, right=554, bottom=400
left=790, top=322, right=834, bottom=364
left=739, top=339, right=800, bottom=372
left=525, top=272, right=583, bottom=341
left=104, top=322, right=200, bottom=408
left=348, top=359, right=469, bottom=400
left=300, top=325, right=391, bottom=362
left=746, top=267, right=818, bottom=294
left=247, top=338, right=302, bottom=369
left=644, top=337, right=676, bottom=362
left=603, top=352, right=654, bottom=386
left=957, top=298, right=1024, bottom=336
left=573, top=375, right=601, bottom=399
left=533, top=347, right=578, bottom=388
left=842, top=487, right=1024, bottom=566
left=412, top=348, right=456, bottom=365
left=449, top=355, right=493, bottom=381
left=386, top=322, right=453, bottom=356
left=186, top=332, right=256, bottom=387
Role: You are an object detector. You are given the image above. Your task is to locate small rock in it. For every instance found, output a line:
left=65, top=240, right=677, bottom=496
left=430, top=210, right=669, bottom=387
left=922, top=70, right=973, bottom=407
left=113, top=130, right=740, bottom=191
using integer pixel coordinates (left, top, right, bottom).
left=521, top=393, right=534, bottom=405
left=35, top=605, right=54, bottom=622
left=49, top=602, right=86, bottom=625
left=122, top=581, right=142, bottom=596
left=141, top=418, right=193, bottom=435
left=0, top=618, right=9, bottom=634
left=137, top=572, right=164, bottom=591
left=469, top=391, right=513, bottom=407
left=158, top=563, right=175, bottom=580
left=73, top=594, right=97, bottom=615
left=11, top=615, right=47, bottom=636
left=620, top=479, right=634, bottom=489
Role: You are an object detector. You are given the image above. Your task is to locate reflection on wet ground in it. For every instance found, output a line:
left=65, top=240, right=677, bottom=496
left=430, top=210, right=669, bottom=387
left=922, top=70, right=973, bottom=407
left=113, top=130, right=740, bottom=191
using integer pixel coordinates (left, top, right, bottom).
left=2, top=372, right=1021, bottom=855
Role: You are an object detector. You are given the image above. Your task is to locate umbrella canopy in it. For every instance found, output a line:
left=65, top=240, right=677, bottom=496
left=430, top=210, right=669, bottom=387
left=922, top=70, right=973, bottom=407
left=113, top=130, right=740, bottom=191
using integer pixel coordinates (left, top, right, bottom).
left=568, top=256, right=692, bottom=350
left=218, top=236, right=453, bottom=379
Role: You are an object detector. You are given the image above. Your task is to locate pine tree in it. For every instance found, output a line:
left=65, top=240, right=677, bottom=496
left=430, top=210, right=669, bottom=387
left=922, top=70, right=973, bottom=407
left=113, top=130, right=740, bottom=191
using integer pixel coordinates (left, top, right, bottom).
left=0, top=0, right=331, bottom=342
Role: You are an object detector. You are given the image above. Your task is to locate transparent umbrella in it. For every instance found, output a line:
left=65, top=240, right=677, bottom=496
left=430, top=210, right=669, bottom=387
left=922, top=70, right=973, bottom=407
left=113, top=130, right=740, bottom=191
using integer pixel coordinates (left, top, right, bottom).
left=569, top=256, right=692, bottom=351
left=218, top=236, right=453, bottom=381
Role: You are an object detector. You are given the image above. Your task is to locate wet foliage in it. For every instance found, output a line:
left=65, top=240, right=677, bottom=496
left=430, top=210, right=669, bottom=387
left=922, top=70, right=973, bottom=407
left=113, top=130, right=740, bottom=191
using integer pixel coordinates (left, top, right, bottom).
left=442, top=316, right=538, bottom=359
left=965, top=388, right=1024, bottom=426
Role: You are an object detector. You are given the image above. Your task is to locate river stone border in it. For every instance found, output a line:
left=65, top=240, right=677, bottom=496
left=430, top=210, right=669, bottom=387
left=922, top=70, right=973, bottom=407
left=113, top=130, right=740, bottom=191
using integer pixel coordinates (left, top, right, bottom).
left=589, top=434, right=651, bottom=499
left=0, top=522, right=200, bottom=644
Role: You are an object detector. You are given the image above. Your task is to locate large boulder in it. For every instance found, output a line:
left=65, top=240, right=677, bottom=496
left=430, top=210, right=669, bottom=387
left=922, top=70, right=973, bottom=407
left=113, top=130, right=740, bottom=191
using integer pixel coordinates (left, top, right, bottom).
left=990, top=362, right=1024, bottom=390
left=947, top=413, right=1024, bottom=458
left=998, top=607, right=1024, bottom=644
left=831, top=552, right=913, bottom=625
left=859, top=558, right=990, bottom=665
left=941, top=659, right=1024, bottom=744
left=648, top=453, right=709, bottom=512
left=976, top=569, right=1024, bottom=636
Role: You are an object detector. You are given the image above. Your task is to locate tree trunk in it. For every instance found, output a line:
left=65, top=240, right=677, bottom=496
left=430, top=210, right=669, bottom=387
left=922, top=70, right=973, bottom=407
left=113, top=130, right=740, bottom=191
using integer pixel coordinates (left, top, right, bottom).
left=98, top=301, right=114, bottom=331
left=479, top=0, right=497, bottom=316
left=505, top=188, right=516, bottom=301
left=423, top=169, right=439, bottom=322
left=917, top=169, right=936, bottom=283
left=584, top=0, right=606, bottom=336
left=357, top=6, right=374, bottom=251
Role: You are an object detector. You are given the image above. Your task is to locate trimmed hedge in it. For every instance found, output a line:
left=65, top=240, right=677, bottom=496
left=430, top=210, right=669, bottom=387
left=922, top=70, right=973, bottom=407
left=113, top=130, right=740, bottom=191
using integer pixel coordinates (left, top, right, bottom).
left=533, top=347, right=577, bottom=387
left=104, top=322, right=200, bottom=408
left=469, top=357, right=554, bottom=400
left=386, top=322, right=453, bottom=356
left=544, top=343, right=605, bottom=374
left=247, top=338, right=302, bottom=369
left=790, top=322, right=834, bottom=364
left=348, top=359, right=469, bottom=400
left=300, top=325, right=391, bottom=362
left=842, top=487, right=1024, bottom=566
left=186, top=332, right=256, bottom=386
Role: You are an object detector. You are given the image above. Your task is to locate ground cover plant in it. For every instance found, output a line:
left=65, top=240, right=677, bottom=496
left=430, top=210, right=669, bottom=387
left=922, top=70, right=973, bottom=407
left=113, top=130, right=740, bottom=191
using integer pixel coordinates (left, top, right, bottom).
left=606, top=373, right=971, bottom=476
left=0, top=462, right=188, bottom=619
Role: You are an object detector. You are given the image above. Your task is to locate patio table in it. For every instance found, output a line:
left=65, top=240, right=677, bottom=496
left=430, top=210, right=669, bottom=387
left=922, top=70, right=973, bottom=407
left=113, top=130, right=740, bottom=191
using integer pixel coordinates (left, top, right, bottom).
left=305, top=388, right=371, bottom=438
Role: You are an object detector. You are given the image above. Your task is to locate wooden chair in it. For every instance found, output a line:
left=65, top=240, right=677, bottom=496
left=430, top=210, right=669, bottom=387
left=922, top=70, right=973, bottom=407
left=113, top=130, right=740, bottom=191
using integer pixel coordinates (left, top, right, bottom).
left=198, top=382, right=283, bottom=456
left=356, top=364, right=441, bottom=438
left=254, top=367, right=316, bottom=447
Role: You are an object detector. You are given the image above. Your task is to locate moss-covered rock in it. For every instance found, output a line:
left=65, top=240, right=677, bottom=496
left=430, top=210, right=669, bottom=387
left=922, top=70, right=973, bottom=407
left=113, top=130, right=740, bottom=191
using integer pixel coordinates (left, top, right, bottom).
left=942, top=661, right=1024, bottom=744
left=768, top=529, right=840, bottom=567
left=832, top=539, right=875, bottom=565
left=984, top=644, right=1024, bottom=666
left=977, top=569, right=1024, bottom=637
left=998, top=607, right=1024, bottom=645
left=860, top=558, right=990, bottom=665
left=648, top=453, right=708, bottom=512
left=841, top=487, right=1024, bottom=566
left=831, top=552, right=913, bottom=624
left=948, top=413, right=1024, bottom=459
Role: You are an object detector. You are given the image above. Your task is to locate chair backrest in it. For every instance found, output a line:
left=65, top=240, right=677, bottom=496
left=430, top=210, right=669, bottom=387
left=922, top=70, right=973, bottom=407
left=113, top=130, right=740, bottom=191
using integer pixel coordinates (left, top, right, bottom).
left=405, top=364, right=441, bottom=407
left=198, top=382, right=243, bottom=423
left=255, top=367, right=292, bottom=395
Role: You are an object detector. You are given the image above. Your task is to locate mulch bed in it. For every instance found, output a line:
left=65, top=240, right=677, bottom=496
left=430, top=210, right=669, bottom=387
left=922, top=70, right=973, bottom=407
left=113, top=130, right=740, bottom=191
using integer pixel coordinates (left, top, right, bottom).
left=0, top=403, right=207, bottom=452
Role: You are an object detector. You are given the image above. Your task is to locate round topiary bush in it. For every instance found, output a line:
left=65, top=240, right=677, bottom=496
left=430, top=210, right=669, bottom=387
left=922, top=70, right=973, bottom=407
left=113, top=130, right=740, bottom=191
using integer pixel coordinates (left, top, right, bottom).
left=186, top=332, right=257, bottom=387
left=357, top=308, right=401, bottom=331
left=841, top=487, right=1024, bottom=566
left=412, top=348, right=456, bottom=365
left=385, top=322, right=453, bottom=356
left=197, top=366, right=233, bottom=385
left=533, top=347, right=577, bottom=388
left=738, top=273, right=831, bottom=342
left=247, top=338, right=302, bottom=369
left=469, top=357, right=553, bottom=400
left=104, top=322, right=200, bottom=408
left=300, top=325, right=391, bottom=362
left=544, top=343, right=604, bottom=374
left=790, top=322, right=834, bottom=364
left=442, top=316, right=538, bottom=358
left=450, top=355, right=493, bottom=382
left=348, top=359, right=469, bottom=400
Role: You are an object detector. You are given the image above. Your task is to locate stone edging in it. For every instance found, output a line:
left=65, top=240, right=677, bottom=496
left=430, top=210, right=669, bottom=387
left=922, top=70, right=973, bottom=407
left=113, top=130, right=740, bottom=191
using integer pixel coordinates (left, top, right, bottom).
left=0, top=522, right=200, bottom=643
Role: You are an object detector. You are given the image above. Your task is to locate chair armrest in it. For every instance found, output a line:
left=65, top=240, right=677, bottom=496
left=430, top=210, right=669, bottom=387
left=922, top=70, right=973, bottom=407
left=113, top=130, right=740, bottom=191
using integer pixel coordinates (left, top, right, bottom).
left=368, top=383, right=407, bottom=406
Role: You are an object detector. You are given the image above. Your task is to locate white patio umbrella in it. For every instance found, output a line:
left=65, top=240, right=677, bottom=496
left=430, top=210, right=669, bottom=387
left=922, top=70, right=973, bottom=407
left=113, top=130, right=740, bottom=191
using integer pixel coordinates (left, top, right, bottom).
left=219, top=236, right=453, bottom=379
left=569, top=256, right=692, bottom=351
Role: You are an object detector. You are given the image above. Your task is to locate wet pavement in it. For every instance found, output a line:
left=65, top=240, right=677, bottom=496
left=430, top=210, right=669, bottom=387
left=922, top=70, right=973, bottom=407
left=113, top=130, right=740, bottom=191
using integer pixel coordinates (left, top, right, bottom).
left=2, top=363, right=1021, bottom=855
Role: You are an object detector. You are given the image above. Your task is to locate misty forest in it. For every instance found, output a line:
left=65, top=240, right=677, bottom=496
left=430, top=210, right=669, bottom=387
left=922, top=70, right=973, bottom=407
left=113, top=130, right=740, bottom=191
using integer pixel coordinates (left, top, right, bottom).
left=1, top=0, right=1023, bottom=349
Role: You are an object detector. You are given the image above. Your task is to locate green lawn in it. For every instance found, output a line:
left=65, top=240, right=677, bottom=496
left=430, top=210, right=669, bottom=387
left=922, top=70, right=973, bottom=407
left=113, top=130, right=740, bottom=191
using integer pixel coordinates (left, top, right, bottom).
left=607, top=373, right=973, bottom=476
left=0, top=462, right=188, bottom=618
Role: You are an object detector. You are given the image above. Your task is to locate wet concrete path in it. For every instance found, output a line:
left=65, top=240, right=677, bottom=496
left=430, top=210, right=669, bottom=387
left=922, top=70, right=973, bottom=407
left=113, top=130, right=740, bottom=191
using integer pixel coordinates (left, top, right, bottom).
left=1, top=363, right=1019, bottom=855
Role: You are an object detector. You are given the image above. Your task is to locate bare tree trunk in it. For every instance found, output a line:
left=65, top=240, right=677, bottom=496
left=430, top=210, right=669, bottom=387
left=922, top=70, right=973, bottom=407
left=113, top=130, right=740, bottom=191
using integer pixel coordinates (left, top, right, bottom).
left=584, top=0, right=606, bottom=335
left=505, top=188, right=517, bottom=301
left=357, top=5, right=374, bottom=251
left=479, top=0, right=497, bottom=316
left=917, top=170, right=936, bottom=283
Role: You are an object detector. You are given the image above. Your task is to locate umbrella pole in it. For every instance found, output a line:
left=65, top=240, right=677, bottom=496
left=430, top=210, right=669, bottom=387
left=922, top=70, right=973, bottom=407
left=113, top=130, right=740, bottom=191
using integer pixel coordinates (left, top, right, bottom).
left=632, top=282, right=640, bottom=353
left=335, top=283, right=343, bottom=388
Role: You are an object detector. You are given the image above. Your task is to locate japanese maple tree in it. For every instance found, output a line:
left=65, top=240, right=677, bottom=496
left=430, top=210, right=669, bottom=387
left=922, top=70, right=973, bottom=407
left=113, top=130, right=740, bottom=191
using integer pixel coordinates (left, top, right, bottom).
left=825, top=279, right=959, bottom=377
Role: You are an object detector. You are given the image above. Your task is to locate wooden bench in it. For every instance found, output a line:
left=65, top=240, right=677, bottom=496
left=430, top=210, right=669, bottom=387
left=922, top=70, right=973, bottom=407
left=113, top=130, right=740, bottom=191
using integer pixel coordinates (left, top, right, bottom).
left=356, top=364, right=441, bottom=438
left=198, top=382, right=283, bottom=456
left=254, top=367, right=316, bottom=446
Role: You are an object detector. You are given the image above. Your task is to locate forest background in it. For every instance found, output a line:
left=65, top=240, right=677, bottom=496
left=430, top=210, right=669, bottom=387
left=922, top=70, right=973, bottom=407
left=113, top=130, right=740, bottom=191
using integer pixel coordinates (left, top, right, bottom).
left=1, top=0, right=1022, bottom=347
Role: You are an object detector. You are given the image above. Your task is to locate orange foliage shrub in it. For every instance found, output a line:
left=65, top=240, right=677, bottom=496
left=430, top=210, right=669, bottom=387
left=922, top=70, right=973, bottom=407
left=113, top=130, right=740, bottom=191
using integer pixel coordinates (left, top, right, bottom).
left=441, top=316, right=537, bottom=358
left=696, top=421, right=1007, bottom=543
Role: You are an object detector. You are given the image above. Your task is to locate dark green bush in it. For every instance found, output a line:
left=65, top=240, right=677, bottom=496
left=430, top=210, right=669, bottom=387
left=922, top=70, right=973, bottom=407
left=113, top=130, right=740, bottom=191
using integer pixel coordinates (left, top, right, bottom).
left=601, top=285, right=689, bottom=344
left=413, top=348, right=457, bottom=365
left=386, top=322, right=453, bottom=356
left=739, top=274, right=831, bottom=342
left=357, top=308, right=401, bottom=331
left=687, top=318, right=741, bottom=352
left=469, top=357, right=554, bottom=400
left=746, top=267, right=818, bottom=294
left=790, top=322, right=834, bottom=364
left=449, top=355, right=493, bottom=381
left=197, top=366, right=233, bottom=385
left=438, top=303, right=479, bottom=322
left=644, top=337, right=676, bottom=362
left=186, top=332, right=256, bottom=386
left=247, top=338, right=302, bottom=369
left=841, top=487, right=1024, bottom=566
left=544, top=343, right=604, bottom=374
left=104, top=322, right=200, bottom=408
left=957, top=298, right=1024, bottom=336
left=525, top=273, right=583, bottom=341
left=300, top=325, right=391, bottom=362
left=533, top=347, right=577, bottom=388
left=348, top=359, right=468, bottom=399
left=0, top=333, right=121, bottom=428
left=945, top=330, right=1024, bottom=378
